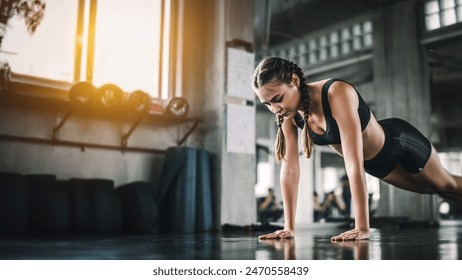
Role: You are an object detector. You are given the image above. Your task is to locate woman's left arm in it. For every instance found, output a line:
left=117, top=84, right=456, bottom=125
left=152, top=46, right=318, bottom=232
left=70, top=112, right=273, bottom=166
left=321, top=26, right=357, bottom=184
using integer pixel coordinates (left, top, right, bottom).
left=328, top=81, right=370, bottom=241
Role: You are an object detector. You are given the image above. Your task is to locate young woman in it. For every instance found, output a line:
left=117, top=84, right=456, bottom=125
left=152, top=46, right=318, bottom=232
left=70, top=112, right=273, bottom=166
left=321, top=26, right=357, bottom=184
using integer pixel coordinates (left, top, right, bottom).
left=252, top=56, right=462, bottom=241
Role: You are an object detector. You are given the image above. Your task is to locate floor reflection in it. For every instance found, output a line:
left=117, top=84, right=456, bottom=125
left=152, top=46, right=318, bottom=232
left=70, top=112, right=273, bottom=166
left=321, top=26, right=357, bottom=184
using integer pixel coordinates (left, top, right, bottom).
left=257, top=235, right=371, bottom=260
left=330, top=241, right=369, bottom=260
left=247, top=224, right=461, bottom=260
left=0, top=223, right=460, bottom=260
left=258, top=238, right=296, bottom=260
left=437, top=223, right=461, bottom=259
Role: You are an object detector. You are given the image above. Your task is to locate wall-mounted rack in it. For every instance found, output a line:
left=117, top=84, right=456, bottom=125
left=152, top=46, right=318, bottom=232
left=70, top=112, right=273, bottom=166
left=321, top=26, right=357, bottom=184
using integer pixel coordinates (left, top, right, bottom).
left=0, top=91, right=202, bottom=154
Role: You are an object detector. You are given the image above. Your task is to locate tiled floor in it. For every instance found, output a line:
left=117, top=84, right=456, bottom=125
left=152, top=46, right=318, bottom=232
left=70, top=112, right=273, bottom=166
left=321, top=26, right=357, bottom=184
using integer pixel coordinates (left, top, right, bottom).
left=1, top=221, right=461, bottom=260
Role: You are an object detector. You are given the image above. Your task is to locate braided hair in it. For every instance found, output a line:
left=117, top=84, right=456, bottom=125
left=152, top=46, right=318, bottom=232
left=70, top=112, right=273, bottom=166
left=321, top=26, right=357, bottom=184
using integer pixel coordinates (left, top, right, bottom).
left=252, top=57, right=314, bottom=162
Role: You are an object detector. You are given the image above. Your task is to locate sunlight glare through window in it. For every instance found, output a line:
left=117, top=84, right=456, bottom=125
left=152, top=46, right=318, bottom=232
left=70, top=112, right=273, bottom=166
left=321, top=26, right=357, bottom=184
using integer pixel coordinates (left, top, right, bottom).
left=94, top=0, right=161, bottom=97
left=2, top=0, right=78, bottom=82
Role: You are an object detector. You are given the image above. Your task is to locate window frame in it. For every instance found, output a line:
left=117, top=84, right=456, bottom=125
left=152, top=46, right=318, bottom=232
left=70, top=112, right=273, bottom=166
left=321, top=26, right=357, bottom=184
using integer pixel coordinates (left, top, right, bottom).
left=420, top=0, right=462, bottom=46
left=421, top=0, right=462, bottom=32
left=6, top=0, right=176, bottom=100
left=267, top=18, right=374, bottom=69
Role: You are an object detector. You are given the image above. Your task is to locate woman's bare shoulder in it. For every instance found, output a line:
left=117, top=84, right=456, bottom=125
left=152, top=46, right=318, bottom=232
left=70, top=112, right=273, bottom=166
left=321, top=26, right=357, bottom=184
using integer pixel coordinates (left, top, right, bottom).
left=327, top=79, right=357, bottom=100
left=307, top=79, right=331, bottom=98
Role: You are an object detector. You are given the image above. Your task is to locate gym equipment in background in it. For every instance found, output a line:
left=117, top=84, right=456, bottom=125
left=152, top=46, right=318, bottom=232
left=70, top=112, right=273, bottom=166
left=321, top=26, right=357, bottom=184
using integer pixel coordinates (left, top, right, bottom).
left=67, top=178, right=121, bottom=233
left=69, top=81, right=96, bottom=107
left=157, top=147, right=213, bottom=233
left=196, top=149, right=214, bottom=231
left=66, top=178, right=92, bottom=233
left=94, top=83, right=126, bottom=110
left=157, top=147, right=196, bottom=233
left=164, top=97, right=190, bottom=117
left=151, top=97, right=190, bottom=118
left=87, top=178, right=121, bottom=232
left=68, top=82, right=191, bottom=118
left=26, top=174, right=71, bottom=233
left=117, top=181, right=158, bottom=233
left=125, top=90, right=152, bottom=115
left=0, top=172, right=29, bottom=234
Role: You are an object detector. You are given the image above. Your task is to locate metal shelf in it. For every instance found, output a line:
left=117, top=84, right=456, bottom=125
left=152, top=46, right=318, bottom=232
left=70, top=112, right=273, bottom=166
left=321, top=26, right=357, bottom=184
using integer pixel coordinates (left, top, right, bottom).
left=0, top=91, right=202, bottom=154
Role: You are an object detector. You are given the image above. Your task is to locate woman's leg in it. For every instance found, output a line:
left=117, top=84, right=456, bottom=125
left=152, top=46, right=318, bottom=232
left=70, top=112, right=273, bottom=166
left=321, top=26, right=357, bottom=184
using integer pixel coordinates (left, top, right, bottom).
left=381, top=164, right=436, bottom=195
left=379, top=146, right=462, bottom=203
left=410, top=146, right=462, bottom=203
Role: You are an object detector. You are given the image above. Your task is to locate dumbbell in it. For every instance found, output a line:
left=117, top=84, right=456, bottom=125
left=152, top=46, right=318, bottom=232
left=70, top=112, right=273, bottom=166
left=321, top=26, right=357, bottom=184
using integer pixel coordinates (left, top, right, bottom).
left=164, top=97, right=189, bottom=117
left=150, top=97, right=190, bottom=117
left=125, top=90, right=152, bottom=115
left=95, top=83, right=126, bottom=110
left=69, top=81, right=96, bottom=106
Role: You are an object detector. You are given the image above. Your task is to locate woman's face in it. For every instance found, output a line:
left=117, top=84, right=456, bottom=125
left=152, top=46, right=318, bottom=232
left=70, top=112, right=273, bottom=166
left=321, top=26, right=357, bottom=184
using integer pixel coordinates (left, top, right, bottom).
left=255, top=76, right=301, bottom=120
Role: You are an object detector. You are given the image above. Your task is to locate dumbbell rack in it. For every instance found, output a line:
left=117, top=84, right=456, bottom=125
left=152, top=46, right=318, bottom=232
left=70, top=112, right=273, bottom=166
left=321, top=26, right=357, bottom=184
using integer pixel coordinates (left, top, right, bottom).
left=50, top=105, right=150, bottom=149
left=0, top=90, right=202, bottom=154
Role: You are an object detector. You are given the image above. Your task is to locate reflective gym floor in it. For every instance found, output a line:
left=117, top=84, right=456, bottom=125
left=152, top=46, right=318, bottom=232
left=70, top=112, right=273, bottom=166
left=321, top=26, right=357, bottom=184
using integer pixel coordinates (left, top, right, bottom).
left=1, top=221, right=461, bottom=260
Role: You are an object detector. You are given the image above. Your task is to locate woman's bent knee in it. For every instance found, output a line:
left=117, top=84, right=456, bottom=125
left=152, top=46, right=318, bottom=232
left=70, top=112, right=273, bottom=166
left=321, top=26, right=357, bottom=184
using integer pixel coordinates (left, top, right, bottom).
left=432, top=179, right=457, bottom=195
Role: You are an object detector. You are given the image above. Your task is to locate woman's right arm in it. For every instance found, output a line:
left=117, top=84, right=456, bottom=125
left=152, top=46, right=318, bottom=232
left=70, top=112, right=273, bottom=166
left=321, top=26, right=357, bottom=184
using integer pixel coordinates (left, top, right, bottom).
left=258, top=118, right=300, bottom=239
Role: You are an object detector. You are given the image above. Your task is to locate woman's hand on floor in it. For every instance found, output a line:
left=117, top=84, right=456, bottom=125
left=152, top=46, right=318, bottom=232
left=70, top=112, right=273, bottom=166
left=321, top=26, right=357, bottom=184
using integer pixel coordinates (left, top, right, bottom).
left=258, top=229, right=294, bottom=239
left=331, top=227, right=370, bottom=241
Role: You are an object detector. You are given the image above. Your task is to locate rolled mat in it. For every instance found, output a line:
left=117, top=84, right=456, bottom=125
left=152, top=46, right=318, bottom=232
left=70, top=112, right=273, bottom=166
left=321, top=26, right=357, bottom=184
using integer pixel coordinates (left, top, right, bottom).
left=117, top=181, right=157, bottom=233
left=26, top=174, right=71, bottom=233
left=157, top=147, right=197, bottom=233
left=66, top=178, right=93, bottom=233
left=0, top=172, right=29, bottom=235
left=88, top=179, right=118, bottom=232
left=66, top=178, right=119, bottom=233
left=196, top=149, right=214, bottom=231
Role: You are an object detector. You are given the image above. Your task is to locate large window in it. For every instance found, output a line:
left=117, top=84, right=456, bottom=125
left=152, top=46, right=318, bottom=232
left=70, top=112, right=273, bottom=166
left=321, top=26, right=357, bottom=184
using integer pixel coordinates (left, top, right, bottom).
left=269, top=20, right=373, bottom=67
left=424, top=0, right=462, bottom=31
left=2, top=0, right=78, bottom=83
left=2, top=0, right=172, bottom=98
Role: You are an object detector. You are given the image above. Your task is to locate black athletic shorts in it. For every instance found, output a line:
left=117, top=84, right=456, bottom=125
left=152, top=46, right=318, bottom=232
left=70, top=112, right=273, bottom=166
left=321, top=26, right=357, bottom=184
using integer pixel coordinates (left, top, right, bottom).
left=364, top=118, right=432, bottom=179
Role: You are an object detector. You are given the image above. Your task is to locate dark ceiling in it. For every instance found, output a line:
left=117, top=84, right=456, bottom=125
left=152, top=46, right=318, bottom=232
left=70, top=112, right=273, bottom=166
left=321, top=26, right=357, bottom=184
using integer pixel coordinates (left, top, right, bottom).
left=263, top=0, right=402, bottom=47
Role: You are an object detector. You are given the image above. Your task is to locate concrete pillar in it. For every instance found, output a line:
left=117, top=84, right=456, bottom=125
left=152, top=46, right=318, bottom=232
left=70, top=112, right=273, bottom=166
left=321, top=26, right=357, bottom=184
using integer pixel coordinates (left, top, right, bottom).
left=296, top=150, right=316, bottom=225
left=186, top=0, right=256, bottom=227
left=372, top=0, right=434, bottom=221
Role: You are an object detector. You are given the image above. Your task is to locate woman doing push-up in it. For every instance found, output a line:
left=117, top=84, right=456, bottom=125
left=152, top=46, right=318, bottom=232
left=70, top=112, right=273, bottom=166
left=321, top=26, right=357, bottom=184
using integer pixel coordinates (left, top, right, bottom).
left=252, top=56, right=462, bottom=241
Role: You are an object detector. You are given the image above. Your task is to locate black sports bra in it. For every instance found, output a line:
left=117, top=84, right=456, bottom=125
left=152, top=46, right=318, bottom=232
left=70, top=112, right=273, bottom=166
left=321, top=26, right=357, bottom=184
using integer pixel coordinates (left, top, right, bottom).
left=294, top=78, right=371, bottom=145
